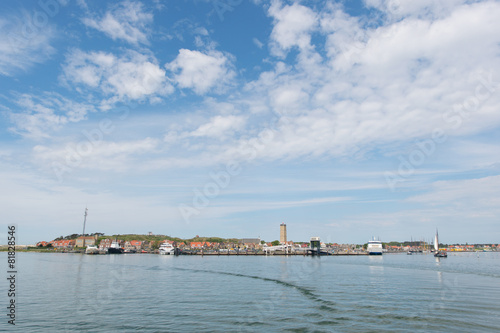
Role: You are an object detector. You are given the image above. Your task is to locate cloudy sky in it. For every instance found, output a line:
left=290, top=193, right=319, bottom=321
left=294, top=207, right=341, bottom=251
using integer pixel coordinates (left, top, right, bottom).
left=1, top=0, right=499, bottom=245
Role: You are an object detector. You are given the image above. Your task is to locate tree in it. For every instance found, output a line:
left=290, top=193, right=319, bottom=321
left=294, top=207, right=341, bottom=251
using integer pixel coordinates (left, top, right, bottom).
left=271, top=240, right=280, bottom=246
left=261, top=240, right=265, bottom=244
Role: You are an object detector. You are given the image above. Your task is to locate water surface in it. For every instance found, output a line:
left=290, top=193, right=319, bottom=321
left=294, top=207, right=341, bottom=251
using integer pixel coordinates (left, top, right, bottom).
left=3, top=252, right=499, bottom=332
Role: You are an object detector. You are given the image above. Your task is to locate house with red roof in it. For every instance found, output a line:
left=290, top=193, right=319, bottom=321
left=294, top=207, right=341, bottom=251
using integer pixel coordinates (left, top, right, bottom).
left=130, top=240, right=143, bottom=249
left=50, top=239, right=76, bottom=249
left=190, top=241, right=212, bottom=248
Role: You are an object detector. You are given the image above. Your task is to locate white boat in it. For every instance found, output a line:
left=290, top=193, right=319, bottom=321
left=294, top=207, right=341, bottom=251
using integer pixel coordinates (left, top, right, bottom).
left=159, top=242, right=175, bottom=255
left=434, top=229, right=447, bottom=258
left=85, top=245, right=99, bottom=255
left=367, top=238, right=383, bottom=255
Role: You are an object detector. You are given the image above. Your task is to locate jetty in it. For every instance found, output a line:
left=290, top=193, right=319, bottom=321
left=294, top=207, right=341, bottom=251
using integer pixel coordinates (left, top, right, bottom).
left=180, top=250, right=367, bottom=256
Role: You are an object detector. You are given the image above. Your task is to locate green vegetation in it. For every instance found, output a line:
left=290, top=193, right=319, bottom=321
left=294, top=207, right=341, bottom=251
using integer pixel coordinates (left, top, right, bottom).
left=271, top=240, right=280, bottom=246
left=54, top=232, right=104, bottom=241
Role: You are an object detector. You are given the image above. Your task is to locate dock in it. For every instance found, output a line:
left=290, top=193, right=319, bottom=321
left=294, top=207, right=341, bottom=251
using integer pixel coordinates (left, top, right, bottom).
left=179, top=250, right=368, bottom=256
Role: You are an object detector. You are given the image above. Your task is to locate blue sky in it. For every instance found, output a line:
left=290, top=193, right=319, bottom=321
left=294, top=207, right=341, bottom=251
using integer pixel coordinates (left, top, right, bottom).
left=1, top=0, right=500, bottom=245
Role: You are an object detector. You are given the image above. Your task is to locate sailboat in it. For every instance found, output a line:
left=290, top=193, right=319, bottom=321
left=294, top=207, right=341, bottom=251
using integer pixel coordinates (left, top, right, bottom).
left=434, top=229, right=447, bottom=258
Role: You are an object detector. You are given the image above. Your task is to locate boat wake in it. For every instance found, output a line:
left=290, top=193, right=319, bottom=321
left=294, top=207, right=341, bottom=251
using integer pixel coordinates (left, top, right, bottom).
left=170, top=266, right=338, bottom=311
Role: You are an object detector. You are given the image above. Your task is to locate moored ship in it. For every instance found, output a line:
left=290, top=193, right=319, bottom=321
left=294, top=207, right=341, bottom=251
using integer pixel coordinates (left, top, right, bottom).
left=85, top=245, right=99, bottom=255
left=107, top=241, right=124, bottom=254
left=159, top=242, right=175, bottom=255
left=367, top=238, right=383, bottom=255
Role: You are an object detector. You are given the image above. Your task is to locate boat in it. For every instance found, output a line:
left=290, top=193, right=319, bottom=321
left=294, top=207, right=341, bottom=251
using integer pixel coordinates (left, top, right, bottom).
left=433, top=229, right=447, bottom=258
left=159, top=242, right=175, bottom=255
left=367, top=238, right=383, bottom=255
left=107, top=240, right=124, bottom=254
left=85, top=245, right=99, bottom=255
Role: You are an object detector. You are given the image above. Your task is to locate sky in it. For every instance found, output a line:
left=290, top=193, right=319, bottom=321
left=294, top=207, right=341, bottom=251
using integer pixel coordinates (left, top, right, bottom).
left=1, top=0, right=499, bottom=245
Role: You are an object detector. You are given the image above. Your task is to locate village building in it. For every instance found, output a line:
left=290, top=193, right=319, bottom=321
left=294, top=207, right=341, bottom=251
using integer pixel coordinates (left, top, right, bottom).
left=75, top=236, right=96, bottom=247
left=99, top=238, right=113, bottom=250
left=130, top=240, right=143, bottom=249
left=50, top=239, right=76, bottom=249
left=190, top=241, right=212, bottom=249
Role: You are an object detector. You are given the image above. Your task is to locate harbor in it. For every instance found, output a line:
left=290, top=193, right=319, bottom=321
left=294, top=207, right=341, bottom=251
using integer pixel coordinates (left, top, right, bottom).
left=17, top=212, right=498, bottom=256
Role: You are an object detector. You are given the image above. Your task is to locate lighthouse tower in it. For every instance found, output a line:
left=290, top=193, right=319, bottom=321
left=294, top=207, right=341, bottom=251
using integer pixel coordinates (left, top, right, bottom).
left=280, top=223, right=287, bottom=244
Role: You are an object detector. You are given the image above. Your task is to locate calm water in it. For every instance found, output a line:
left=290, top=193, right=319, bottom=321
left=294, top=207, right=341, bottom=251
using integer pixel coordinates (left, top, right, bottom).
left=2, top=252, right=500, bottom=332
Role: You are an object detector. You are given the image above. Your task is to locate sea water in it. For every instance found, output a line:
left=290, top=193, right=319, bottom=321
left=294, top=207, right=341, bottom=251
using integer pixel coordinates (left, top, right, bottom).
left=2, top=252, right=500, bottom=332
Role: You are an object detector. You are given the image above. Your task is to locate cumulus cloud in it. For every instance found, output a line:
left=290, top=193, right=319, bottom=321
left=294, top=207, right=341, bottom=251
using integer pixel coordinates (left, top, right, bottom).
left=268, top=1, right=318, bottom=56
left=62, top=49, right=173, bottom=105
left=69, top=0, right=500, bottom=170
left=229, top=1, right=500, bottom=163
left=82, top=0, right=153, bottom=45
left=166, top=49, right=235, bottom=95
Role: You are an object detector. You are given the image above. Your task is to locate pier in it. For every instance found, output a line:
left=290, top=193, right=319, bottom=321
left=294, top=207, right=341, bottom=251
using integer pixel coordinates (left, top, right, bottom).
left=179, top=250, right=367, bottom=256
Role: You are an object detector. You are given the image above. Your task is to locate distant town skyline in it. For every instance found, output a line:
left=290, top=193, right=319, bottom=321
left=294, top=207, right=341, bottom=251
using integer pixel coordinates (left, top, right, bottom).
left=1, top=1, right=500, bottom=245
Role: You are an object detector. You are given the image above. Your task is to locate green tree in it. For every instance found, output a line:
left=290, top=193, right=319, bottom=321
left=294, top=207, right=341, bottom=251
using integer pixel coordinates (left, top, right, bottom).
left=271, top=240, right=280, bottom=246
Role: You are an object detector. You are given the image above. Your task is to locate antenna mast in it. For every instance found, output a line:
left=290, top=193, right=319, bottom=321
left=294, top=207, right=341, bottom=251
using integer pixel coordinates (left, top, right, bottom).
left=82, top=207, right=88, bottom=237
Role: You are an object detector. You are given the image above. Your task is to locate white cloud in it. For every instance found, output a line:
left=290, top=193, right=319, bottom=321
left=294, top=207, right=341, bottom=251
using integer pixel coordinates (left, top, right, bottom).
left=33, top=137, right=159, bottom=172
left=0, top=17, right=55, bottom=76
left=74, top=0, right=500, bottom=171
left=230, top=1, right=500, bottom=162
left=189, top=115, right=246, bottom=139
left=62, top=49, right=173, bottom=105
left=163, top=114, right=247, bottom=146
left=82, top=1, right=153, bottom=45
left=268, top=1, right=318, bottom=56
left=8, top=93, right=96, bottom=140
left=407, top=175, right=500, bottom=212
left=166, top=49, right=235, bottom=95
left=364, top=0, right=470, bottom=20
left=253, top=37, right=264, bottom=49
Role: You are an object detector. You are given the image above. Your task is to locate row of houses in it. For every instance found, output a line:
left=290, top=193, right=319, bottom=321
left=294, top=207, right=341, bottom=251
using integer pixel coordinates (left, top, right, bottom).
left=98, top=239, right=172, bottom=251
left=36, top=237, right=365, bottom=251
left=37, top=236, right=98, bottom=249
left=446, top=244, right=500, bottom=251
left=37, top=238, right=180, bottom=251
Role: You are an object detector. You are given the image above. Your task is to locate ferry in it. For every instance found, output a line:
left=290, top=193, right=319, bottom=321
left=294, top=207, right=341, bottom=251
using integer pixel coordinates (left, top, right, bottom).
left=367, top=238, right=383, bottom=255
left=159, top=242, right=175, bottom=255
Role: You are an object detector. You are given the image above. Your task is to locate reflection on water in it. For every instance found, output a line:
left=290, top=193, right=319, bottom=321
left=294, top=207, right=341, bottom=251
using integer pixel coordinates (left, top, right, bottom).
left=437, top=270, right=443, bottom=284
